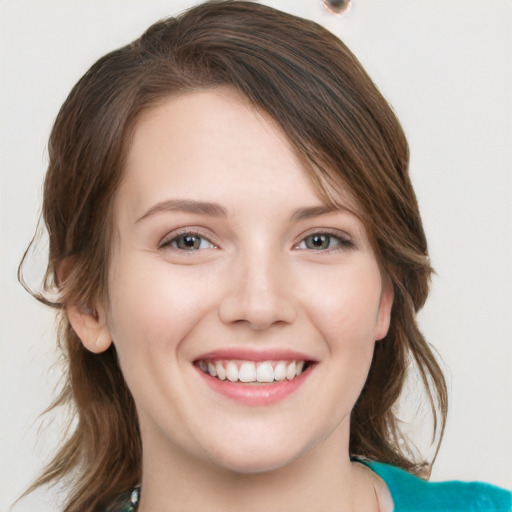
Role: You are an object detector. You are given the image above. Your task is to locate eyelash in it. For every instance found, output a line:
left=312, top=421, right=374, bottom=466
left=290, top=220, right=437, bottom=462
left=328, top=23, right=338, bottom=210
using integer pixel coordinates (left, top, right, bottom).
left=294, top=231, right=354, bottom=252
left=159, top=229, right=217, bottom=252
left=159, top=229, right=353, bottom=253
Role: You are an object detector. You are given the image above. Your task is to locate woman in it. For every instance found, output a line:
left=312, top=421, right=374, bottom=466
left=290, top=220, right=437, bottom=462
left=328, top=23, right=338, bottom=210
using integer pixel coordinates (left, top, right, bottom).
left=18, top=1, right=511, bottom=511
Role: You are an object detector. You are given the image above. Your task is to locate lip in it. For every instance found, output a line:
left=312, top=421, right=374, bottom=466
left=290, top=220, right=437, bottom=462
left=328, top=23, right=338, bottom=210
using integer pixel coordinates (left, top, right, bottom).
left=193, top=348, right=317, bottom=406
left=195, top=362, right=314, bottom=406
left=194, top=347, right=316, bottom=362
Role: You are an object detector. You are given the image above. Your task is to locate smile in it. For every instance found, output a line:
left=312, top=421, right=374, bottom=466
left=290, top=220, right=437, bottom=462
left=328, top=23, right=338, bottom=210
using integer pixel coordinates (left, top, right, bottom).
left=194, top=354, right=315, bottom=406
left=197, top=359, right=309, bottom=383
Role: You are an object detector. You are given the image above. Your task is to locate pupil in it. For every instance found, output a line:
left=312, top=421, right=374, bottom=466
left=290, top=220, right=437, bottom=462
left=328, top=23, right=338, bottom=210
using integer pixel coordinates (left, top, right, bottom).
left=308, top=234, right=329, bottom=249
left=179, top=235, right=199, bottom=250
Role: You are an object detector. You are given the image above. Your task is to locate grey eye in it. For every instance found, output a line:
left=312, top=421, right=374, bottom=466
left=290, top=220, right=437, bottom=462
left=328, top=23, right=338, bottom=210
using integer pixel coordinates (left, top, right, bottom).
left=303, top=234, right=333, bottom=250
left=174, top=234, right=202, bottom=250
left=166, top=233, right=214, bottom=251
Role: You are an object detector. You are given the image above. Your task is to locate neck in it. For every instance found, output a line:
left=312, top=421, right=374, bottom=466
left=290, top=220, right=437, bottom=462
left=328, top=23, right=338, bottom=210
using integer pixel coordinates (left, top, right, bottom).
left=137, top=423, right=382, bottom=512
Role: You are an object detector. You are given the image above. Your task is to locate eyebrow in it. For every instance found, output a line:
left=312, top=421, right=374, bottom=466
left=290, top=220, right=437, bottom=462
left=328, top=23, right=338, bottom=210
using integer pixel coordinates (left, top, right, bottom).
left=289, top=205, right=341, bottom=222
left=136, top=199, right=228, bottom=223
left=136, top=200, right=344, bottom=224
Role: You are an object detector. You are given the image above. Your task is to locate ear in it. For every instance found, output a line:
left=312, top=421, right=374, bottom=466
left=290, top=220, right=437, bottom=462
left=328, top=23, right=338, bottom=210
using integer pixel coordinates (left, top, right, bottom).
left=66, top=303, right=113, bottom=353
left=58, top=257, right=112, bottom=353
left=374, top=277, right=394, bottom=341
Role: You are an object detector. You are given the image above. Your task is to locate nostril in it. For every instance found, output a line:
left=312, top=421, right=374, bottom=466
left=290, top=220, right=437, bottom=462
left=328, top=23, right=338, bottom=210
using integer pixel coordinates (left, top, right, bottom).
left=218, top=294, right=297, bottom=330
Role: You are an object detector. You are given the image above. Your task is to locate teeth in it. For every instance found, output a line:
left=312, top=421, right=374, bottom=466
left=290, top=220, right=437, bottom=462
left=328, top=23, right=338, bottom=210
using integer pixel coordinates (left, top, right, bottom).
left=215, top=361, right=226, bottom=380
left=198, top=359, right=308, bottom=383
left=256, top=361, right=274, bottom=383
left=274, top=361, right=287, bottom=381
left=226, top=361, right=239, bottom=382
left=207, top=362, right=217, bottom=377
left=286, top=361, right=296, bottom=380
left=239, top=362, right=257, bottom=382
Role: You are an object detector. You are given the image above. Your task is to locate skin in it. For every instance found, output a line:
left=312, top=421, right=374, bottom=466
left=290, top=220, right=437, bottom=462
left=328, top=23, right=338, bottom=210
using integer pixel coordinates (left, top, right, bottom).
left=68, top=88, right=394, bottom=511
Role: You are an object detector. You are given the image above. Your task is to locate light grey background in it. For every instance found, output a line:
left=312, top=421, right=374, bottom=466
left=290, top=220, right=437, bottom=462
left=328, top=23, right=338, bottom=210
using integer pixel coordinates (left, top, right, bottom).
left=1, top=1, right=511, bottom=510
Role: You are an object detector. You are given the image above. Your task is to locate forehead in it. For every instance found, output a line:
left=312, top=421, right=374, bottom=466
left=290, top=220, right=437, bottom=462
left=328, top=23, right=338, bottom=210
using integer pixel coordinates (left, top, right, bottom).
left=117, top=90, right=303, bottom=212
left=118, top=87, right=360, bottom=221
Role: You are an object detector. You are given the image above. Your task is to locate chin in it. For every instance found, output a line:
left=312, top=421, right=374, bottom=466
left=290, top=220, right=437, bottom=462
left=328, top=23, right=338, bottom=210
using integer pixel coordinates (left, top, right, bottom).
left=216, top=453, right=299, bottom=475
left=202, top=434, right=313, bottom=475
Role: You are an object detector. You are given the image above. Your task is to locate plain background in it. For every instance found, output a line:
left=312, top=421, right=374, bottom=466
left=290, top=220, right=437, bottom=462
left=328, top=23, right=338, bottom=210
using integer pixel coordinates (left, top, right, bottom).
left=1, top=0, right=511, bottom=510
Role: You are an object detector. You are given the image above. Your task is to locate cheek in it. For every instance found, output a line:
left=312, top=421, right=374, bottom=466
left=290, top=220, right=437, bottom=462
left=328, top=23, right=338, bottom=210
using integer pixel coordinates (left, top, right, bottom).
left=106, top=255, right=217, bottom=363
left=304, top=263, right=384, bottom=347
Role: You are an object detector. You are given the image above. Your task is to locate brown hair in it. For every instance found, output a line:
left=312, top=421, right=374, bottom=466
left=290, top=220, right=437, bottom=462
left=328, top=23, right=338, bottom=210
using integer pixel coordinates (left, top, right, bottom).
left=20, top=1, right=447, bottom=510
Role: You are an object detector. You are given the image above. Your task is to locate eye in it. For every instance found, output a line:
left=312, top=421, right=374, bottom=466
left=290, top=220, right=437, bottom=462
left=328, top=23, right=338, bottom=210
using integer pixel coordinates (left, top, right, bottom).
left=296, top=232, right=352, bottom=251
left=160, top=232, right=215, bottom=251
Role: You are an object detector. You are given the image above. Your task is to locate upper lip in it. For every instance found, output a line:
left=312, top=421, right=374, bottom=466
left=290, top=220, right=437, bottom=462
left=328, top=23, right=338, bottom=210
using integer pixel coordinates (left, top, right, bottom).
left=194, top=348, right=317, bottom=362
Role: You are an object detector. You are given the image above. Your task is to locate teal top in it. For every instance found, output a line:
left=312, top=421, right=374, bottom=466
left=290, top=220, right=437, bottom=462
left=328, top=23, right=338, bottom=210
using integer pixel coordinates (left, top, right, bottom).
left=365, top=461, right=512, bottom=512
left=107, top=462, right=512, bottom=511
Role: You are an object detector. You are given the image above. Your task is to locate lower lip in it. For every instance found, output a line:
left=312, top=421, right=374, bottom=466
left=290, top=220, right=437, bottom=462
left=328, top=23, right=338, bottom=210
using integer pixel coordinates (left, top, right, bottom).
left=195, top=364, right=313, bottom=406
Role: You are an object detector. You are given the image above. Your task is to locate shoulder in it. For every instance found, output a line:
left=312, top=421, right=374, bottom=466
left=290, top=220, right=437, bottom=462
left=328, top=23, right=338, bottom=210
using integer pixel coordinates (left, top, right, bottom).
left=364, top=461, right=512, bottom=512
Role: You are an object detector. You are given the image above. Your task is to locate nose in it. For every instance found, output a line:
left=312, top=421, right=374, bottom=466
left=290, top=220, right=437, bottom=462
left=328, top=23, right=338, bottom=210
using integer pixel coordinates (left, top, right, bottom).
left=218, top=250, right=297, bottom=330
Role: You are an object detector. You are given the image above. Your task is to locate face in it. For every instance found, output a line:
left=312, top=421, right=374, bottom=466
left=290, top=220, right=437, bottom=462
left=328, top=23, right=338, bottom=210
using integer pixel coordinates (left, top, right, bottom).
left=99, top=88, right=392, bottom=474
